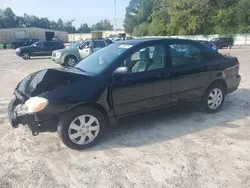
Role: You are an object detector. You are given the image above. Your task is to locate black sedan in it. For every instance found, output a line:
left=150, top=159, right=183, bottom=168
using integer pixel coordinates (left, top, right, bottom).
left=15, top=41, right=64, bottom=60
left=8, top=38, right=241, bottom=150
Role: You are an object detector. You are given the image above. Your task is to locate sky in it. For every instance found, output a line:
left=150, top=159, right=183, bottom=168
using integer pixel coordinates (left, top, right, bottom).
left=0, top=0, right=130, bottom=29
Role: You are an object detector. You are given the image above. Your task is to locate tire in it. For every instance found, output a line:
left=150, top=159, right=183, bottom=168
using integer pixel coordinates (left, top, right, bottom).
left=202, top=83, right=225, bottom=113
left=21, top=52, right=31, bottom=60
left=57, top=106, right=107, bottom=150
left=64, top=56, right=77, bottom=67
left=8, top=98, right=21, bottom=128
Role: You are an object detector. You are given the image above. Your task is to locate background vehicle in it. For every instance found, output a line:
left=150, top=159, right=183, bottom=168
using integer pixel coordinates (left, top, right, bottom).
left=210, top=37, right=233, bottom=49
left=15, top=41, right=64, bottom=60
left=11, top=38, right=39, bottom=49
left=197, top=40, right=213, bottom=47
left=8, top=38, right=241, bottom=150
left=52, top=38, right=112, bottom=66
left=197, top=40, right=218, bottom=51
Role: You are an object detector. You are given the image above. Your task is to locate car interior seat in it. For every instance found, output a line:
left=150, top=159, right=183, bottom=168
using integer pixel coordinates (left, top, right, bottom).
left=147, top=46, right=165, bottom=70
left=132, top=49, right=150, bottom=73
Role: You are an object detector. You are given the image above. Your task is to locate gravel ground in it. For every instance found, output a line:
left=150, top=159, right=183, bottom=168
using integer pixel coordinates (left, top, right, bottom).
left=0, top=48, right=250, bottom=188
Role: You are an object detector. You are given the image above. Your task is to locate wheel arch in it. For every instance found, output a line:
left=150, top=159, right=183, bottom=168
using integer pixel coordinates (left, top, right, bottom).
left=203, top=79, right=228, bottom=97
left=63, top=54, right=78, bottom=63
left=67, top=102, right=109, bottom=125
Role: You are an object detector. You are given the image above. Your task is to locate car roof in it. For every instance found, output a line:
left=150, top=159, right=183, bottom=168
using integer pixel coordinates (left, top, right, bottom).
left=115, top=38, right=195, bottom=45
left=39, top=41, right=61, bottom=43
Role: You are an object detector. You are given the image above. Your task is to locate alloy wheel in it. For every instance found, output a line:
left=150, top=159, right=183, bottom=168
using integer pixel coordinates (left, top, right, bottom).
left=22, top=53, right=30, bottom=59
left=67, top=58, right=76, bottom=66
left=68, top=114, right=100, bottom=145
left=207, top=88, right=223, bottom=110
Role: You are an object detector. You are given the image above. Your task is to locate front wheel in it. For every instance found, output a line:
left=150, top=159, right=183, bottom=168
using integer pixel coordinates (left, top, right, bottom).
left=21, top=52, right=31, bottom=60
left=57, top=106, right=107, bottom=150
left=202, top=83, right=225, bottom=113
left=64, top=56, right=77, bottom=67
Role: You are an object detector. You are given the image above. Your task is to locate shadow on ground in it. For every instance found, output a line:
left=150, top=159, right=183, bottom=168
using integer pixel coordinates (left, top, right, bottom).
left=87, top=88, right=250, bottom=151
left=30, top=57, right=51, bottom=60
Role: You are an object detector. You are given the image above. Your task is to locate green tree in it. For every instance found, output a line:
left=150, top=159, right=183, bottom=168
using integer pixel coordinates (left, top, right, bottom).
left=0, top=9, right=4, bottom=28
left=64, top=20, right=76, bottom=33
left=133, top=22, right=149, bottom=36
left=91, top=19, right=113, bottom=31
left=2, top=7, right=17, bottom=28
left=77, top=23, right=91, bottom=33
left=124, top=0, right=153, bottom=35
left=50, top=21, right=59, bottom=30
left=235, top=0, right=250, bottom=33
left=57, top=19, right=64, bottom=31
left=148, top=0, right=170, bottom=35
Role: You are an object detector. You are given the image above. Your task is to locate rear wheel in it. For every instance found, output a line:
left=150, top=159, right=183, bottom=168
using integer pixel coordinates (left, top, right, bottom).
left=64, top=56, right=77, bottom=67
left=21, top=52, right=31, bottom=60
left=202, top=83, right=225, bottom=113
left=57, top=106, right=106, bottom=150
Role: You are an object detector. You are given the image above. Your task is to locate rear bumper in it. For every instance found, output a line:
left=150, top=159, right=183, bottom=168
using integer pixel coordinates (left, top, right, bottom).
left=226, top=75, right=241, bottom=95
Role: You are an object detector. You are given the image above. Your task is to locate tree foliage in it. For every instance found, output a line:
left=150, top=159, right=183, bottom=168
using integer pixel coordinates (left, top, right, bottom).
left=91, top=19, right=113, bottom=31
left=0, top=7, right=113, bottom=34
left=124, top=0, right=250, bottom=36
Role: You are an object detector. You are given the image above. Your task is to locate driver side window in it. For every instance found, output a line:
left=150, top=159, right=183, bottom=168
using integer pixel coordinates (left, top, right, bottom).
left=121, top=44, right=165, bottom=74
left=81, top=41, right=91, bottom=49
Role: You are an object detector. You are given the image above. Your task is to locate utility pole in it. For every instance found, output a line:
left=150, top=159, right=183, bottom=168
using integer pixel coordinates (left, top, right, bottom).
left=114, top=0, right=117, bottom=30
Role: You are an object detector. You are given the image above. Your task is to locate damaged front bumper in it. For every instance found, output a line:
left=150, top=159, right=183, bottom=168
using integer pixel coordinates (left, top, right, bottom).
left=8, top=98, right=58, bottom=136
left=8, top=99, right=39, bottom=136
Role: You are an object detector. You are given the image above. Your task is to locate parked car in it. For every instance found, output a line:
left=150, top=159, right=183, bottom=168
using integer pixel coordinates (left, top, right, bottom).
left=15, top=41, right=65, bottom=60
left=197, top=40, right=218, bottom=52
left=8, top=38, right=241, bottom=150
left=11, top=38, right=39, bottom=49
left=107, top=34, right=120, bottom=41
left=52, top=38, right=112, bottom=67
left=210, top=37, right=233, bottom=49
left=197, top=40, right=213, bottom=47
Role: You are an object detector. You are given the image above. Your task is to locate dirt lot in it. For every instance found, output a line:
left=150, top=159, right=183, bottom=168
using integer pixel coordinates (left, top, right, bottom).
left=0, top=48, right=250, bottom=188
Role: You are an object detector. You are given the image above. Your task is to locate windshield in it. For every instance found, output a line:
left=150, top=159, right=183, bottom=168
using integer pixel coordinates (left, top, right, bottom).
left=75, top=43, right=133, bottom=74
left=71, top=40, right=84, bottom=49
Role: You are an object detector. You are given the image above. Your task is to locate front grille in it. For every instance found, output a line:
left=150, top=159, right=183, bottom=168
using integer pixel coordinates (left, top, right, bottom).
left=52, top=52, right=56, bottom=57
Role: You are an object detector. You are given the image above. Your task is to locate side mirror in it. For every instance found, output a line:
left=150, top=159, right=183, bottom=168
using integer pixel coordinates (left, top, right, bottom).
left=114, top=67, right=129, bottom=75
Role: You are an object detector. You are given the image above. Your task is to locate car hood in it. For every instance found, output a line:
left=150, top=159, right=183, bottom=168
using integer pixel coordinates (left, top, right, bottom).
left=16, top=68, right=90, bottom=98
left=53, top=47, right=77, bottom=54
left=17, top=46, right=31, bottom=50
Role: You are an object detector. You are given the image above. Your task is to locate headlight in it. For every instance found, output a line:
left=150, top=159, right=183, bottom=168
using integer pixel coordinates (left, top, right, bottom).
left=16, top=48, right=20, bottom=52
left=25, top=97, right=48, bottom=114
left=56, top=52, right=61, bottom=57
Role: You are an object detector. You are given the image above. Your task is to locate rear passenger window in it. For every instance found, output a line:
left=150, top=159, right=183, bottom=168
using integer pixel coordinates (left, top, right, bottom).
left=54, top=42, right=63, bottom=48
left=94, top=41, right=106, bottom=48
left=44, top=42, right=53, bottom=47
left=170, top=44, right=201, bottom=67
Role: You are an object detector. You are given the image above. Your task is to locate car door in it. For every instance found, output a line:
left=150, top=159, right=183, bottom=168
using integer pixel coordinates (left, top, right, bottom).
left=43, top=42, right=55, bottom=56
left=168, top=41, right=210, bottom=105
left=78, top=41, right=92, bottom=60
left=111, top=43, right=171, bottom=118
left=31, top=41, right=44, bottom=56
